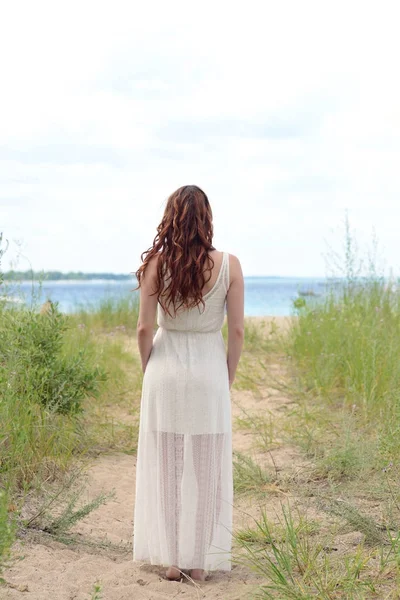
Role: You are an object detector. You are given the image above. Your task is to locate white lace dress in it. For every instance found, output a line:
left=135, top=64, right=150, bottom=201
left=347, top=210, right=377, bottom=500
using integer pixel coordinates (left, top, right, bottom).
left=133, top=252, right=233, bottom=571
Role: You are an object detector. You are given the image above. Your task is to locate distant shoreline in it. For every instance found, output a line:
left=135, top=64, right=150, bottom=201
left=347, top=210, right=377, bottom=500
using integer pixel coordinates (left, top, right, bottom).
left=3, top=272, right=135, bottom=282
left=3, top=272, right=332, bottom=283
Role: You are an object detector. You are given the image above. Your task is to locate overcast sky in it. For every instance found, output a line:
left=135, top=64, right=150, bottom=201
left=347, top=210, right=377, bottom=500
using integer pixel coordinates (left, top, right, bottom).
left=0, top=0, right=399, bottom=277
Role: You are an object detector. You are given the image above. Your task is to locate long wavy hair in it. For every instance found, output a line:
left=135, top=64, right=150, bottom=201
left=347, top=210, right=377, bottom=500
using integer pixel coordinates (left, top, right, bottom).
left=134, top=185, right=215, bottom=316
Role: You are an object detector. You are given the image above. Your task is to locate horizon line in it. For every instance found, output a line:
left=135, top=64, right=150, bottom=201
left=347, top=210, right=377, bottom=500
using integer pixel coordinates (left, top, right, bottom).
left=2, top=271, right=345, bottom=280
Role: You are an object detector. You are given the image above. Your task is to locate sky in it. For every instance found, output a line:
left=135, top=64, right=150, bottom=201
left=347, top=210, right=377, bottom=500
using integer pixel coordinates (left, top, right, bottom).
left=0, top=0, right=399, bottom=278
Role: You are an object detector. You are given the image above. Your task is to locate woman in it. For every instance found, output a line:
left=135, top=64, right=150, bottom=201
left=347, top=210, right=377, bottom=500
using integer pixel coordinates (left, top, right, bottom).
left=132, top=185, right=244, bottom=583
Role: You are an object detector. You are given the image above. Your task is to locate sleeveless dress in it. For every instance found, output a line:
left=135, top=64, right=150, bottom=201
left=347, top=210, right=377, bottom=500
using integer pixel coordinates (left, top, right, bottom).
left=133, top=252, right=233, bottom=571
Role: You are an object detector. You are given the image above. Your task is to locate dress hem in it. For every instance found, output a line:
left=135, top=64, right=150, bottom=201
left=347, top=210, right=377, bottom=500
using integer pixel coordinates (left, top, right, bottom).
left=132, top=556, right=232, bottom=572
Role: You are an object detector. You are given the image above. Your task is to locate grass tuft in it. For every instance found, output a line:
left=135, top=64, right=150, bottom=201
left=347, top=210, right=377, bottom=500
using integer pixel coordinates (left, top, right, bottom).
left=233, top=451, right=273, bottom=497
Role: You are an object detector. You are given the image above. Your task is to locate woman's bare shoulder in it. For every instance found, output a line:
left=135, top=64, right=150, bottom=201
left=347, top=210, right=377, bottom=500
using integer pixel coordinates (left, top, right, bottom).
left=210, top=249, right=238, bottom=261
left=208, top=248, right=223, bottom=258
left=226, top=253, right=243, bottom=286
left=141, top=253, right=160, bottom=284
left=227, top=253, right=242, bottom=269
left=148, top=253, right=160, bottom=267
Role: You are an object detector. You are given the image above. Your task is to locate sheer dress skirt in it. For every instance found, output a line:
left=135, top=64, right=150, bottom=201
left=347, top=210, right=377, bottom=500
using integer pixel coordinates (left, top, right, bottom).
left=133, top=326, right=233, bottom=571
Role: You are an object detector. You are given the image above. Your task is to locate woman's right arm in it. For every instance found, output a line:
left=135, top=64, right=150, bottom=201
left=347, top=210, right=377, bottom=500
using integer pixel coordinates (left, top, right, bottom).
left=226, top=254, right=245, bottom=389
left=137, top=255, right=159, bottom=372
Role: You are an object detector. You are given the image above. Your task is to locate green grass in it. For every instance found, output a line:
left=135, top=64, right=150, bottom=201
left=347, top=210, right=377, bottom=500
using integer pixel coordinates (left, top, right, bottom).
left=0, top=488, right=16, bottom=583
left=71, top=292, right=139, bottom=333
left=0, top=302, right=140, bottom=579
left=233, top=451, right=274, bottom=497
left=6, top=216, right=400, bottom=597
left=22, top=463, right=116, bottom=533
left=233, top=216, right=400, bottom=598
left=234, top=499, right=400, bottom=599
left=234, top=499, right=400, bottom=598
left=280, top=219, right=400, bottom=477
left=234, top=409, right=277, bottom=453
left=0, top=231, right=142, bottom=579
left=0, top=302, right=140, bottom=478
left=223, top=317, right=281, bottom=395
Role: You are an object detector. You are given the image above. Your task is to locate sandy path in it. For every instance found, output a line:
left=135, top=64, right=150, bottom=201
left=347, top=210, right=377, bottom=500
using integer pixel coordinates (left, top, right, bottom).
left=2, top=452, right=264, bottom=600
left=2, top=317, right=297, bottom=600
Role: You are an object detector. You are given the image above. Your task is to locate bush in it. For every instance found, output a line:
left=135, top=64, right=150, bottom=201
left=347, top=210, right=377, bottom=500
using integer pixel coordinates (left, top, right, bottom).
left=0, top=301, right=107, bottom=415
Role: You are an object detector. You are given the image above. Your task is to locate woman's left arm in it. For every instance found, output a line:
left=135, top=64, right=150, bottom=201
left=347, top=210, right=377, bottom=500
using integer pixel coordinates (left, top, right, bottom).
left=137, top=255, right=159, bottom=372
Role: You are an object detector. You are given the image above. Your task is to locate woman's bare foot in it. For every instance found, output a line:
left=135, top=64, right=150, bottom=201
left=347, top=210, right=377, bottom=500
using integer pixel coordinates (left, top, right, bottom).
left=166, top=565, right=181, bottom=580
left=190, top=568, right=206, bottom=581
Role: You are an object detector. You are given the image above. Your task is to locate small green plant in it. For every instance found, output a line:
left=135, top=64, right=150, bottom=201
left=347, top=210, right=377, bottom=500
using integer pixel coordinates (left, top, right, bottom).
left=24, top=466, right=116, bottom=539
left=318, top=498, right=387, bottom=547
left=17, top=463, right=133, bottom=553
left=234, top=503, right=327, bottom=599
left=0, top=488, right=17, bottom=583
left=293, top=296, right=306, bottom=310
left=90, top=581, right=103, bottom=600
left=233, top=451, right=273, bottom=496
left=234, top=407, right=276, bottom=452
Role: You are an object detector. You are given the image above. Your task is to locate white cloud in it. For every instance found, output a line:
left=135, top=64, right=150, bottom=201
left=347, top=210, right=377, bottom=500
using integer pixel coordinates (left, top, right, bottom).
left=1, top=0, right=399, bottom=276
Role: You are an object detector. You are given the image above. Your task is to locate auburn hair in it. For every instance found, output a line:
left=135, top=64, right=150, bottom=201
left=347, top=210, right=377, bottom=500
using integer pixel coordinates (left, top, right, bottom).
left=134, top=185, right=215, bottom=316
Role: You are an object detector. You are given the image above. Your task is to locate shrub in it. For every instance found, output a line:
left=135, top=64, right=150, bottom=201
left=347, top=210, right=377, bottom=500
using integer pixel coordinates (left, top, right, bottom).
left=0, top=301, right=107, bottom=415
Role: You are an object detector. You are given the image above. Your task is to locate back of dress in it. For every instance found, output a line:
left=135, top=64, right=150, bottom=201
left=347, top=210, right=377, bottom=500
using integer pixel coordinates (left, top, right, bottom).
left=157, top=251, right=230, bottom=333
left=133, top=251, right=233, bottom=573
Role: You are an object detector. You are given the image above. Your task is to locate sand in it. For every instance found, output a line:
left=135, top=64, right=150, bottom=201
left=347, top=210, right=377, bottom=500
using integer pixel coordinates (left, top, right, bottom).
left=1, top=316, right=300, bottom=600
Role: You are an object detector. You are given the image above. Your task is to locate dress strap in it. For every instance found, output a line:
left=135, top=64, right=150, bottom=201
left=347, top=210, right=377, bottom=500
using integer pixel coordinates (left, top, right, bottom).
left=223, top=252, right=230, bottom=293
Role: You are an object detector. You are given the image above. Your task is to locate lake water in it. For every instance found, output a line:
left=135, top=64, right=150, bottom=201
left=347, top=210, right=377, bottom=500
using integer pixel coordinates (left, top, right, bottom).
left=3, top=276, right=336, bottom=316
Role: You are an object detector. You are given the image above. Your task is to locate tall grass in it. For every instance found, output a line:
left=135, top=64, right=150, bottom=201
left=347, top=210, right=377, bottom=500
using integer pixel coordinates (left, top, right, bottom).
left=234, top=501, right=390, bottom=599
left=234, top=215, right=400, bottom=598
left=72, top=293, right=139, bottom=333
left=287, top=279, right=400, bottom=414
left=281, top=214, right=400, bottom=465
left=0, top=233, right=17, bottom=577
left=0, top=235, right=142, bottom=581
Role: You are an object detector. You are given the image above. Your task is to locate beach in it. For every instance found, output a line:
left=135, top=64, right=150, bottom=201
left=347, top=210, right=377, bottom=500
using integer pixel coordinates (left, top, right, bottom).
left=1, top=316, right=299, bottom=600
left=3, top=307, right=395, bottom=598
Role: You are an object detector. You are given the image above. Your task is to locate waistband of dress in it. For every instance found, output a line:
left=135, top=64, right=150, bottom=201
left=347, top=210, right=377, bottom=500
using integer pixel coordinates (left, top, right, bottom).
left=157, top=325, right=220, bottom=334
